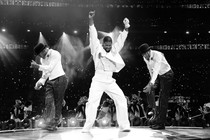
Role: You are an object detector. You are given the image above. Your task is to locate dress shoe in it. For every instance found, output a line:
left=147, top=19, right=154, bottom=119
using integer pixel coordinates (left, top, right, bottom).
left=42, top=125, right=57, bottom=131
left=82, top=128, right=90, bottom=133
left=121, top=129, right=131, bottom=132
left=151, top=124, right=165, bottom=130
left=120, top=127, right=131, bottom=132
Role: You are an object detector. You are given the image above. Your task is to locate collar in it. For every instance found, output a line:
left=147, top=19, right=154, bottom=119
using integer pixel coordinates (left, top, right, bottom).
left=149, top=50, right=154, bottom=61
left=44, top=49, right=51, bottom=59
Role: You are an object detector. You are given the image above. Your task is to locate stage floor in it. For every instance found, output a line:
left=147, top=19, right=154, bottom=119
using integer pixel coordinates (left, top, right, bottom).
left=0, top=126, right=209, bottom=140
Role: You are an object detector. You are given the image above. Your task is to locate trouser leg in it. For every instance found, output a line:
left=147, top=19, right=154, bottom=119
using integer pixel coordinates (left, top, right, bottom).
left=106, top=82, right=130, bottom=130
left=53, top=76, right=68, bottom=124
left=156, top=70, right=174, bottom=124
left=83, top=80, right=104, bottom=130
left=44, top=81, right=55, bottom=124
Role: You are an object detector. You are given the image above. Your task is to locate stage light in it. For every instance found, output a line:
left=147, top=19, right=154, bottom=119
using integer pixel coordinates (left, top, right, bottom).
left=62, top=118, right=68, bottom=127
left=35, top=118, right=45, bottom=128
left=102, top=119, right=108, bottom=125
left=186, top=31, right=190, bottom=34
left=98, top=117, right=111, bottom=127
left=27, top=29, right=30, bottom=32
left=73, top=30, right=78, bottom=34
left=1, top=28, right=6, bottom=32
left=68, top=117, right=78, bottom=127
left=164, top=31, right=167, bottom=34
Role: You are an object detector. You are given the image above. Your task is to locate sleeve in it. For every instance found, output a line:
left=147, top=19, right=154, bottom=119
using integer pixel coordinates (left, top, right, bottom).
left=150, top=53, right=162, bottom=84
left=38, top=51, right=60, bottom=73
left=147, top=64, right=152, bottom=78
left=37, top=51, right=60, bottom=85
left=35, top=59, right=48, bottom=85
left=112, top=30, right=128, bottom=53
left=89, top=24, right=101, bottom=55
left=36, top=77, right=47, bottom=86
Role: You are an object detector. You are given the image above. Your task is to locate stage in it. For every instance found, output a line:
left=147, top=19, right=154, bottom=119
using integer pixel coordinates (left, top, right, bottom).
left=0, top=126, right=209, bottom=140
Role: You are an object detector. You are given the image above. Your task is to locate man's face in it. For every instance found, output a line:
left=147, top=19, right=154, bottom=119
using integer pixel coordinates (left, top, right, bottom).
left=102, top=41, right=112, bottom=53
left=142, top=50, right=151, bottom=60
left=39, top=48, right=48, bottom=58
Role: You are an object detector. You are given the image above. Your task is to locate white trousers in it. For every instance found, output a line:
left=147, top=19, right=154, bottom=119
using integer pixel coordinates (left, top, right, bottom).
left=83, top=79, right=130, bottom=130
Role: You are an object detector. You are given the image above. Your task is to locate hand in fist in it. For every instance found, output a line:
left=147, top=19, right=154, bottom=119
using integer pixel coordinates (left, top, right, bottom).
left=35, top=82, right=43, bottom=90
left=123, top=18, right=130, bottom=29
left=89, top=10, right=95, bottom=19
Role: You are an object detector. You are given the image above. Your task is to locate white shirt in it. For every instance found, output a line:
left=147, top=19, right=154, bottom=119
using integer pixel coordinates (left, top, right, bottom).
left=89, top=25, right=128, bottom=82
left=144, top=50, right=171, bottom=84
left=89, top=24, right=127, bottom=73
left=37, top=49, right=65, bottom=85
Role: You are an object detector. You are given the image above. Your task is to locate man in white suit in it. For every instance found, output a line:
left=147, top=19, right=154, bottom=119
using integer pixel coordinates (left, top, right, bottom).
left=82, top=10, right=130, bottom=133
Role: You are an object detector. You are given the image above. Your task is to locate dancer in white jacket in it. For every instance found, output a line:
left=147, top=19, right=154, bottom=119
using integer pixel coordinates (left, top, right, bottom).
left=82, top=10, right=131, bottom=133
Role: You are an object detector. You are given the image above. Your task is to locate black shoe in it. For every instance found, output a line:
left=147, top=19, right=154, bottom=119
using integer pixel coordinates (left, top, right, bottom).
left=49, top=119, right=60, bottom=127
left=148, top=117, right=157, bottom=125
left=151, top=124, right=165, bottom=130
left=46, top=125, right=57, bottom=131
left=42, top=124, right=57, bottom=131
left=46, top=126, right=57, bottom=131
left=121, top=129, right=131, bottom=132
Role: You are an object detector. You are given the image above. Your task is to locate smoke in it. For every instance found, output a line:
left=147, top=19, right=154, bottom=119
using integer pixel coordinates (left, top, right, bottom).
left=0, top=33, right=19, bottom=67
left=53, top=33, right=91, bottom=82
left=37, top=26, right=133, bottom=83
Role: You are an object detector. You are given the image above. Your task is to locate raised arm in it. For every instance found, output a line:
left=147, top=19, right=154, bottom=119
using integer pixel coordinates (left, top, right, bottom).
left=89, top=10, right=100, bottom=55
left=113, top=18, right=130, bottom=53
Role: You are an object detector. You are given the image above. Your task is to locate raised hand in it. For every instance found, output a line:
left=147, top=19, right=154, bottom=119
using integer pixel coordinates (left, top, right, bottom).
left=30, top=60, right=39, bottom=69
left=34, top=81, right=43, bottom=90
left=89, top=10, right=95, bottom=19
left=123, top=18, right=130, bottom=29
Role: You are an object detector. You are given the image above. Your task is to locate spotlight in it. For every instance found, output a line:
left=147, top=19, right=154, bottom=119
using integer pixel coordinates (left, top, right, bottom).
left=68, top=117, right=78, bottom=127
left=98, top=117, right=110, bottom=127
left=27, top=29, right=30, bottom=32
left=73, top=30, right=78, bottom=34
left=35, top=118, right=45, bottom=128
left=62, top=118, right=68, bottom=127
left=1, top=28, right=6, bottom=32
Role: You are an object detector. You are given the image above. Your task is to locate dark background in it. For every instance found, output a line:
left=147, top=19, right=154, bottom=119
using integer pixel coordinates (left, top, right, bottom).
left=0, top=2, right=210, bottom=121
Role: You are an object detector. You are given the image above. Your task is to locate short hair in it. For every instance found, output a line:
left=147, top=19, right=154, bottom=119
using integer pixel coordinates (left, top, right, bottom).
left=103, top=36, right=112, bottom=43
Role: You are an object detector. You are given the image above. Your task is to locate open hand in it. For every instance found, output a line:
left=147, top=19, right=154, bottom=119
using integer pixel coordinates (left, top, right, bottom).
left=143, top=83, right=154, bottom=94
left=123, top=18, right=130, bottom=28
left=34, top=82, right=43, bottom=90
left=30, top=60, right=39, bottom=69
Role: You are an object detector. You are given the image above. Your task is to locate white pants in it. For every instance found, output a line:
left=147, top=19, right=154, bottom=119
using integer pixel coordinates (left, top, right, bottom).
left=83, top=77, right=130, bottom=130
